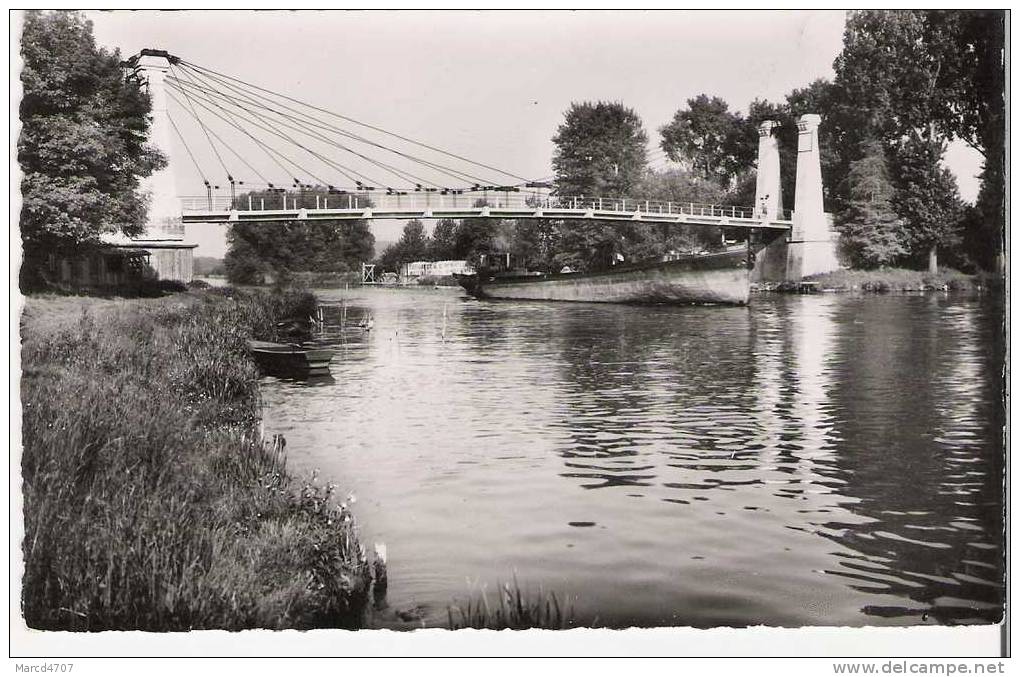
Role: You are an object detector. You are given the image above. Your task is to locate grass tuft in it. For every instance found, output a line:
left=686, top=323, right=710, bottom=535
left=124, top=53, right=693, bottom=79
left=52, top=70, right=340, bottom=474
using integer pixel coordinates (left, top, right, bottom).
left=446, top=578, right=581, bottom=630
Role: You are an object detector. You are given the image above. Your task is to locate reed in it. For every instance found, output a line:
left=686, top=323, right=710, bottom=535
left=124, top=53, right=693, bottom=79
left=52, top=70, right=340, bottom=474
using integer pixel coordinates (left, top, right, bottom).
left=446, top=579, right=580, bottom=630
left=20, top=289, right=371, bottom=630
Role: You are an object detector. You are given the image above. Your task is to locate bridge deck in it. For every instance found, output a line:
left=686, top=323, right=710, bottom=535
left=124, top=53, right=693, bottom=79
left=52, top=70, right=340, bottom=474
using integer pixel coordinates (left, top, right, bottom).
left=180, top=192, right=793, bottom=230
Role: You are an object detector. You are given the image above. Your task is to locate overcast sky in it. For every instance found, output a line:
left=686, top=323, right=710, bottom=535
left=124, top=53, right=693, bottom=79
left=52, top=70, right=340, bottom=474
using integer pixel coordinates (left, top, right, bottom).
left=81, top=10, right=983, bottom=257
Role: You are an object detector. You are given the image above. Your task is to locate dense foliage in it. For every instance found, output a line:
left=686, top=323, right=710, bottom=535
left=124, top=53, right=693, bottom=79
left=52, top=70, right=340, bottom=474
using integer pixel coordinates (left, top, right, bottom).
left=551, top=101, right=648, bottom=197
left=656, top=9, right=1004, bottom=272
left=836, top=140, right=909, bottom=268
left=18, top=10, right=165, bottom=289
left=660, top=95, right=748, bottom=185
left=224, top=187, right=374, bottom=284
left=831, top=10, right=1003, bottom=270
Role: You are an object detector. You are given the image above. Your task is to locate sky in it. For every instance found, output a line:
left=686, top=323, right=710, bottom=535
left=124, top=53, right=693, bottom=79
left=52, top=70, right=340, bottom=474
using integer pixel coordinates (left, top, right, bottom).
left=82, top=10, right=984, bottom=258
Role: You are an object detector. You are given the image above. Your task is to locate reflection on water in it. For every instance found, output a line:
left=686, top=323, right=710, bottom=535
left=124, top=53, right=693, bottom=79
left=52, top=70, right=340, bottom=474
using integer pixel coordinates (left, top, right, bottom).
left=259, top=288, right=1004, bottom=628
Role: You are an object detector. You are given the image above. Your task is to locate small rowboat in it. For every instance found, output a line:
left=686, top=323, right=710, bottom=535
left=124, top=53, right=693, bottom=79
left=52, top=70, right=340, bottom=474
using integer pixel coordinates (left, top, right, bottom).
left=247, top=340, right=334, bottom=377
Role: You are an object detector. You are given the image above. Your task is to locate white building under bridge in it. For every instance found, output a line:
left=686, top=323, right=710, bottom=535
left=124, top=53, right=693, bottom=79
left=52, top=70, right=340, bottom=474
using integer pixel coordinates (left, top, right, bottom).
left=401, top=260, right=475, bottom=279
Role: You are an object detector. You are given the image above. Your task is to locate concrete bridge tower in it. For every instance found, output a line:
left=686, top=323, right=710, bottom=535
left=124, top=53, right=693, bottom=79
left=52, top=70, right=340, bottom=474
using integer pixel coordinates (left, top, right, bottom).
left=787, top=114, right=839, bottom=279
left=752, top=114, right=839, bottom=282
left=751, top=120, right=787, bottom=281
left=109, top=49, right=197, bottom=282
left=754, top=120, right=783, bottom=221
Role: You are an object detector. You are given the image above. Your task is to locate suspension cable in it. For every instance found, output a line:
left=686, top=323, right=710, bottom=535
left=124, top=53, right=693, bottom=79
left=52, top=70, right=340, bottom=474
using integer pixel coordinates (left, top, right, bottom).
left=168, top=63, right=234, bottom=185
left=180, top=58, right=531, bottom=183
left=167, top=81, right=386, bottom=188
left=167, top=110, right=209, bottom=184
left=174, top=63, right=501, bottom=187
left=171, top=67, right=476, bottom=189
left=166, top=88, right=337, bottom=189
left=170, top=72, right=433, bottom=189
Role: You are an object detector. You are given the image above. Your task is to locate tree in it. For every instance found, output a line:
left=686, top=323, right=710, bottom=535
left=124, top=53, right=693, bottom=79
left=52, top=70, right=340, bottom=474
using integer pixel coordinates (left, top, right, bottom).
left=224, top=186, right=375, bottom=284
left=926, top=10, right=1006, bottom=271
left=508, top=218, right=557, bottom=272
left=18, top=10, right=165, bottom=288
left=638, top=168, right=727, bottom=252
left=660, top=95, right=744, bottom=185
left=552, top=101, right=648, bottom=197
left=223, top=231, right=269, bottom=284
left=550, top=102, right=649, bottom=270
left=428, top=218, right=459, bottom=260
left=833, top=11, right=941, bottom=146
left=376, top=219, right=430, bottom=272
left=449, top=203, right=502, bottom=270
left=836, top=141, right=909, bottom=268
left=889, top=136, right=964, bottom=272
left=832, top=10, right=1006, bottom=270
left=396, top=219, right=429, bottom=262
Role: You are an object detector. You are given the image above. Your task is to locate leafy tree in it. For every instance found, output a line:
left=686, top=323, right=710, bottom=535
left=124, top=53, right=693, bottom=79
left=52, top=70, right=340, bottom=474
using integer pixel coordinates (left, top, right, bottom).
left=224, top=186, right=375, bottom=283
left=660, top=95, right=744, bottom=185
left=376, top=219, right=430, bottom=272
left=836, top=141, right=909, bottom=268
left=926, top=10, right=1005, bottom=271
left=18, top=10, right=165, bottom=288
left=449, top=204, right=503, bottom=270
left=223, top=231, right=269, bottom=284
left=833, top=11, right=941, bottom=147
left=508, top=218, right=557, bottom=272
left=397, top=219, right=429, bottom=262
left=550, top=102, right=649, bottom=270
left=428, top=218, right=460, bottom=260
left=552, top=101, right=648, bottom=197
left=889, top=137, right=964, bottom=272
left=638, top=168, right=727, bottom=252
left=657, top=87, right=843, bottom=215
left=832, top=10, right=1006, bottom=269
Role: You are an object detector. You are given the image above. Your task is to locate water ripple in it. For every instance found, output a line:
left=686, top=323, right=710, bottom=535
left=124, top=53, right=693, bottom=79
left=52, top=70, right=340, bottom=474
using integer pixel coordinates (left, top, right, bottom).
left=259, top=289, right=1004, bottom=628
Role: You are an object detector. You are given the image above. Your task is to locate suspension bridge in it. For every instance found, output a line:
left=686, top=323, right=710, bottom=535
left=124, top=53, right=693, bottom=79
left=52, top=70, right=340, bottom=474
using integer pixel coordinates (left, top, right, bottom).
left=123, top=49, right=839, bottom=282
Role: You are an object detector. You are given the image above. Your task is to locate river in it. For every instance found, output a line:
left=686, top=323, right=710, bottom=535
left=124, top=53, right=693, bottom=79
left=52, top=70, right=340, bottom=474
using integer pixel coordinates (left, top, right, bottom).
left=258, top=287, right=1005, bottom=629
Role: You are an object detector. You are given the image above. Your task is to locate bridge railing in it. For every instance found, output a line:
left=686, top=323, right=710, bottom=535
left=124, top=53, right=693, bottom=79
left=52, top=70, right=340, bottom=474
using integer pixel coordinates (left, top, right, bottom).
left=179, top=191, right=793, bottom=221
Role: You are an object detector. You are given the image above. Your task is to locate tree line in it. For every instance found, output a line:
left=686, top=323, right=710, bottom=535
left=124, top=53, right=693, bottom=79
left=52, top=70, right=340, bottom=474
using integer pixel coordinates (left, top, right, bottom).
left=222, top=187, right=374, bottom=284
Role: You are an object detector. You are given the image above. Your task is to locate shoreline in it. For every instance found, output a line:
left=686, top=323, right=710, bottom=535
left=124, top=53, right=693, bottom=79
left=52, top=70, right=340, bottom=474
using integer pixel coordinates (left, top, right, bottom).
left=754, top=267, right=1001, bottom=295
left=19, top=287, right=376, bottom=630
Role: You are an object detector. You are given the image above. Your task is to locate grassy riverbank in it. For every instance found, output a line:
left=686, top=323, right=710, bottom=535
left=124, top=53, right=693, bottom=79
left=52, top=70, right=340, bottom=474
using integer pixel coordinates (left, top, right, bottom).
left=800, top=268, right=995, bottom=293
left=20, top=288, right=372, bottom=630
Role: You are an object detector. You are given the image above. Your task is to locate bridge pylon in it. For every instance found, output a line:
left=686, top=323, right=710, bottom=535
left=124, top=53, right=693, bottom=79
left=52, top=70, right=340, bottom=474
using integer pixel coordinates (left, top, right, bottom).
left=752, top=114, right=840, bottom=283
left=114, top=49, right=197, bottom=282
left=787, top=114, right=839, bottom=279
left=133, top=50, right=186, bottom=240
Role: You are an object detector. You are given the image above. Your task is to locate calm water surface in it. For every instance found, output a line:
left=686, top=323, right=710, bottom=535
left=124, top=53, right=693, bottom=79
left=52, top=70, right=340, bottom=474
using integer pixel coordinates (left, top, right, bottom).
left=259, top=288, right=1004, bottom=628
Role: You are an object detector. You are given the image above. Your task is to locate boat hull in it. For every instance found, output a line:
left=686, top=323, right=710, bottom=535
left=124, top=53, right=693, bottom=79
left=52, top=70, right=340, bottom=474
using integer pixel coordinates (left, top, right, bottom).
left=457, top=249, right=751, bottom=305
left=248, top=340, right=335, bottom=377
